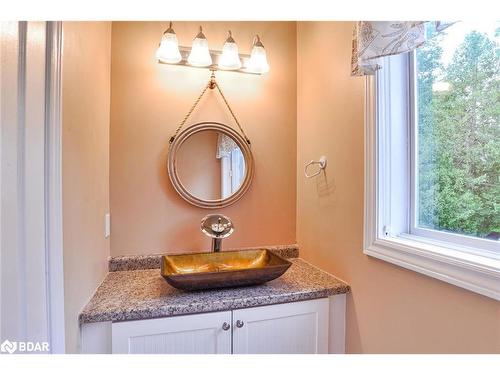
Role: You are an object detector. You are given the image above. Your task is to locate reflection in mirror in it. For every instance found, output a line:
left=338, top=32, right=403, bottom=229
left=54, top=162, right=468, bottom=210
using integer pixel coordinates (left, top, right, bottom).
left=176, top=130, right=246, bottom=201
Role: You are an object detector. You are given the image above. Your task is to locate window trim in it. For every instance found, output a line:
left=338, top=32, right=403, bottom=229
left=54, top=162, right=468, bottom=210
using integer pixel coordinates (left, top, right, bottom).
left=363, top=60, right=500, bottom=301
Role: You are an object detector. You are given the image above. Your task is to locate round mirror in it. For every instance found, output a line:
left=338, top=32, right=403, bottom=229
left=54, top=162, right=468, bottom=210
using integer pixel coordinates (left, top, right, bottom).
left=167, top=122, right=254, bottom=208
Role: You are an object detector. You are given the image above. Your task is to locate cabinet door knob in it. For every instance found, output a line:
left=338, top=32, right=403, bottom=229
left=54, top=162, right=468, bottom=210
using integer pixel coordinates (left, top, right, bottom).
left=222, top=322, right=231, bottom=331
left=236, top=320, right=244, bottom=328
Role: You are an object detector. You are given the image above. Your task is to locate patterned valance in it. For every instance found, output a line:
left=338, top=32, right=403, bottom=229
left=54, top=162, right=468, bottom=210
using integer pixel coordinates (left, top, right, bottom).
left=216, top=133, right=239, bottom=159
left=351, top=21, right=454, bottom=76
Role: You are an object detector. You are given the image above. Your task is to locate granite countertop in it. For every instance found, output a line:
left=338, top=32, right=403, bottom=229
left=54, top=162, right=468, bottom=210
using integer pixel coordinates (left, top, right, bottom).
left=79, top=256, right=350, bottom=324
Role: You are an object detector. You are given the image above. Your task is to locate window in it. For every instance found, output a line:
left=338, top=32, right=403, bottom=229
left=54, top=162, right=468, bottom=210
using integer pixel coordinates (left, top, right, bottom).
left=413, top=22, right=500, bottom=251
left=217, top=133, right=245, bottom=199
left=364, top=21, right=500, bottom=300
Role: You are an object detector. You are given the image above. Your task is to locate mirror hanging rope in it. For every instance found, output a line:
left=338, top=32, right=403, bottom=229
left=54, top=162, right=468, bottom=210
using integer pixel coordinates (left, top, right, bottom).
left=169, top=71, right=251, bottom=145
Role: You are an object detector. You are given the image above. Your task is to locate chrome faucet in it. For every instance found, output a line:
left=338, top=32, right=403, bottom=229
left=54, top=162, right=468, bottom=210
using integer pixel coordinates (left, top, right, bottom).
left=200, top=214, right=234, bottom=252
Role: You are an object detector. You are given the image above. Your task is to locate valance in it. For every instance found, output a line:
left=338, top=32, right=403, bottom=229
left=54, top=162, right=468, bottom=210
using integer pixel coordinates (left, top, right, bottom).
left=351, top=21, right=453, bottom=76
left=216, top=133, right=239, bottom=159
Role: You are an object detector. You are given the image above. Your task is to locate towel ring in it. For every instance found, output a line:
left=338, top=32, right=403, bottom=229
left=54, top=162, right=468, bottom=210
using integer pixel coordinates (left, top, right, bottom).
left=304, top=156, right=327, bottom=178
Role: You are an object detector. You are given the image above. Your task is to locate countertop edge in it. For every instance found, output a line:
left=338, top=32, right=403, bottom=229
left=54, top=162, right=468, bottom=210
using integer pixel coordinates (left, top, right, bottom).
left=79, top=286, right=349, bottom=324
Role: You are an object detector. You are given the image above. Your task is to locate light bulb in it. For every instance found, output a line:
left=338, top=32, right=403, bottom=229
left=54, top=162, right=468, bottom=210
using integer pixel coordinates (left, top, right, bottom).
left=156, top=22, right=182, bottom=64
left=187, top=26, right=212, bottom=67
left=218, top=31, right=242, bottom=70
left=248, top=35, right=269, bottom=74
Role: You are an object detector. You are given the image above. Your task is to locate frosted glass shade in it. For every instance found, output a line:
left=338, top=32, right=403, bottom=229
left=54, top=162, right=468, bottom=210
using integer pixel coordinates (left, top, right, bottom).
left=156, top=31, right=182, bottom=64
left=248, top=37, right=269, bottom=74
left=218, top=34, right=241, bottom=70
left=188, top=30, right=212, bottom=67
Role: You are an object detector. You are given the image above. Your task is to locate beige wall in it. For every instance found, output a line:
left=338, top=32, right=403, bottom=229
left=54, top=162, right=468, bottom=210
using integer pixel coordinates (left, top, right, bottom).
left=177, top=130, right=221, bottom=200
left=110, top=22, right=297, bottom=256
left=62, top=22, right=111, bottom=353
left=296, top=21, right=500, bottom=353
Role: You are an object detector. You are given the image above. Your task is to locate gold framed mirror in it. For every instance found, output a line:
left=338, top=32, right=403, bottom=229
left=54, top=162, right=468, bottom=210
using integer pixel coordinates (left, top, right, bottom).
left=167, top=122, right=254, bottom=208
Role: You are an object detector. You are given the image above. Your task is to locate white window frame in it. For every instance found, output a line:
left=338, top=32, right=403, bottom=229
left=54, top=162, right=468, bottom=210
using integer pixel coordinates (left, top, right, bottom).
left=364, top=52, right=500, bottom=301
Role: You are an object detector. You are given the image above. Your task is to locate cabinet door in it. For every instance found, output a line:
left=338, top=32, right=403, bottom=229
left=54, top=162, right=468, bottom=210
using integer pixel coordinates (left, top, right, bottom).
left=232, top=298, right=328, bottom=354
left=112, top=311, right=232, bottom=354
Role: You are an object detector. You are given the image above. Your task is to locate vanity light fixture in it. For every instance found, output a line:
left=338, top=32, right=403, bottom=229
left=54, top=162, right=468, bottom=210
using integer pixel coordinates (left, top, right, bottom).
left=218, top=31, right=242, bottom=70
left=187, top=26, right=212, bottom=67
left=248, top=35, right=270, bottom=74
left=156, top=24, right=270, bottom=75
left=156, top=22, right=182, bottom=64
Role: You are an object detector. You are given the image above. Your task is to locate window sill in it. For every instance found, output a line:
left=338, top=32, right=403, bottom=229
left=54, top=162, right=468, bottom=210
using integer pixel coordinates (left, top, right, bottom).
left=364, top=235, right=500, bottom=301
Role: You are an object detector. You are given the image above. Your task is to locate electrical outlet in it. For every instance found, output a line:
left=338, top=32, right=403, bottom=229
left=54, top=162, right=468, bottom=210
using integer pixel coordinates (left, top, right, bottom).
left=105, top=213, right=111, bottom=239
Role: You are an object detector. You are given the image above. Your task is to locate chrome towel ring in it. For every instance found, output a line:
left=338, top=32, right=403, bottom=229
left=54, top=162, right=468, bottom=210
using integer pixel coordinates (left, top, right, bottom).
left=304, top=156, right=327, bottom=178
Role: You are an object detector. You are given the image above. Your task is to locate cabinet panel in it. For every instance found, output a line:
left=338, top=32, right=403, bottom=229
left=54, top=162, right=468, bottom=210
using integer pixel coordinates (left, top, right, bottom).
left=232, top=298, right=328, bottom=354
left=112, top=311, right=231, bottom=354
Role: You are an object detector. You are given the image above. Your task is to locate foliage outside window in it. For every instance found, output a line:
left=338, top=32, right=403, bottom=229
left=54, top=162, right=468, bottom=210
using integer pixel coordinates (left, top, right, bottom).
left=416, top=22, right=500, bottom=240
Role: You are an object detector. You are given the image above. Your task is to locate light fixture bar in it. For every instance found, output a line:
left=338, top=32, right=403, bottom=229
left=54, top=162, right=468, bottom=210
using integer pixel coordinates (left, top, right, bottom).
left=158, top=46, right=262, bottom=75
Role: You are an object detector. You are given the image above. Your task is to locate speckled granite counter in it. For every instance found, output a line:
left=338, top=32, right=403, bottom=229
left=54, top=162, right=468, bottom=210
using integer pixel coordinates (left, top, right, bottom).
left=79, top=258, right=350, bottom=324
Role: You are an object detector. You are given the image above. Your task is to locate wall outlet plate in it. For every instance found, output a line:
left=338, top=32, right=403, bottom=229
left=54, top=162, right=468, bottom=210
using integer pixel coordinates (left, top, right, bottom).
left=105, top=213, right=110, bottom=239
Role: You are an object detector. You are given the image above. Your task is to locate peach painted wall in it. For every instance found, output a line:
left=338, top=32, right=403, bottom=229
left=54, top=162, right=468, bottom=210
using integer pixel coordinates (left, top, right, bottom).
left=296, top=21, right=500, bottom=353
left=110, top=22, right=297, bottom=256
left=62, top=22, right=111, bottom=353
left=177, top=130, right=221, bottom=200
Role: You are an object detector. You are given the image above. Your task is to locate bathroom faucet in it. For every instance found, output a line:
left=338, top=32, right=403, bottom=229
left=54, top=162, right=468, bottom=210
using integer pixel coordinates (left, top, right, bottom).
left=212, top=238, right=223, bottom=252
left=200, top=214, right=234, bottom=252
left=211, top=218, right=225, bottom=252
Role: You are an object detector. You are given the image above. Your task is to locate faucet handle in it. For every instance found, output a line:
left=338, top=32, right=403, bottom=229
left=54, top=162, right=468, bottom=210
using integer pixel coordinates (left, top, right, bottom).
left=211, top=217, right=230, bottom=234
left=201, top=214, right=234, bottom=238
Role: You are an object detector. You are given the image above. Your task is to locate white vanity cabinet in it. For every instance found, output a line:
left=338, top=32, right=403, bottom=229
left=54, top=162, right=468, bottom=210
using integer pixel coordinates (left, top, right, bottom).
left=112, top=310, right=232, bottom=354
left=80, top=296, right=346, bottom=354
left=232, top=298, right=328, bottom=354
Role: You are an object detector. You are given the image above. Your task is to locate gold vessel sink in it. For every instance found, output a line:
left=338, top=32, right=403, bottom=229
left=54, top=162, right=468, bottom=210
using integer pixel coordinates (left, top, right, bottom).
left=161, top=249, right=292, bottom=291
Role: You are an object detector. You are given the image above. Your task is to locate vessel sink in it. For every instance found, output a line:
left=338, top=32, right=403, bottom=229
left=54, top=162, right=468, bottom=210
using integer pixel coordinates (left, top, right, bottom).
left=161, top=249, right=292, bottom=291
